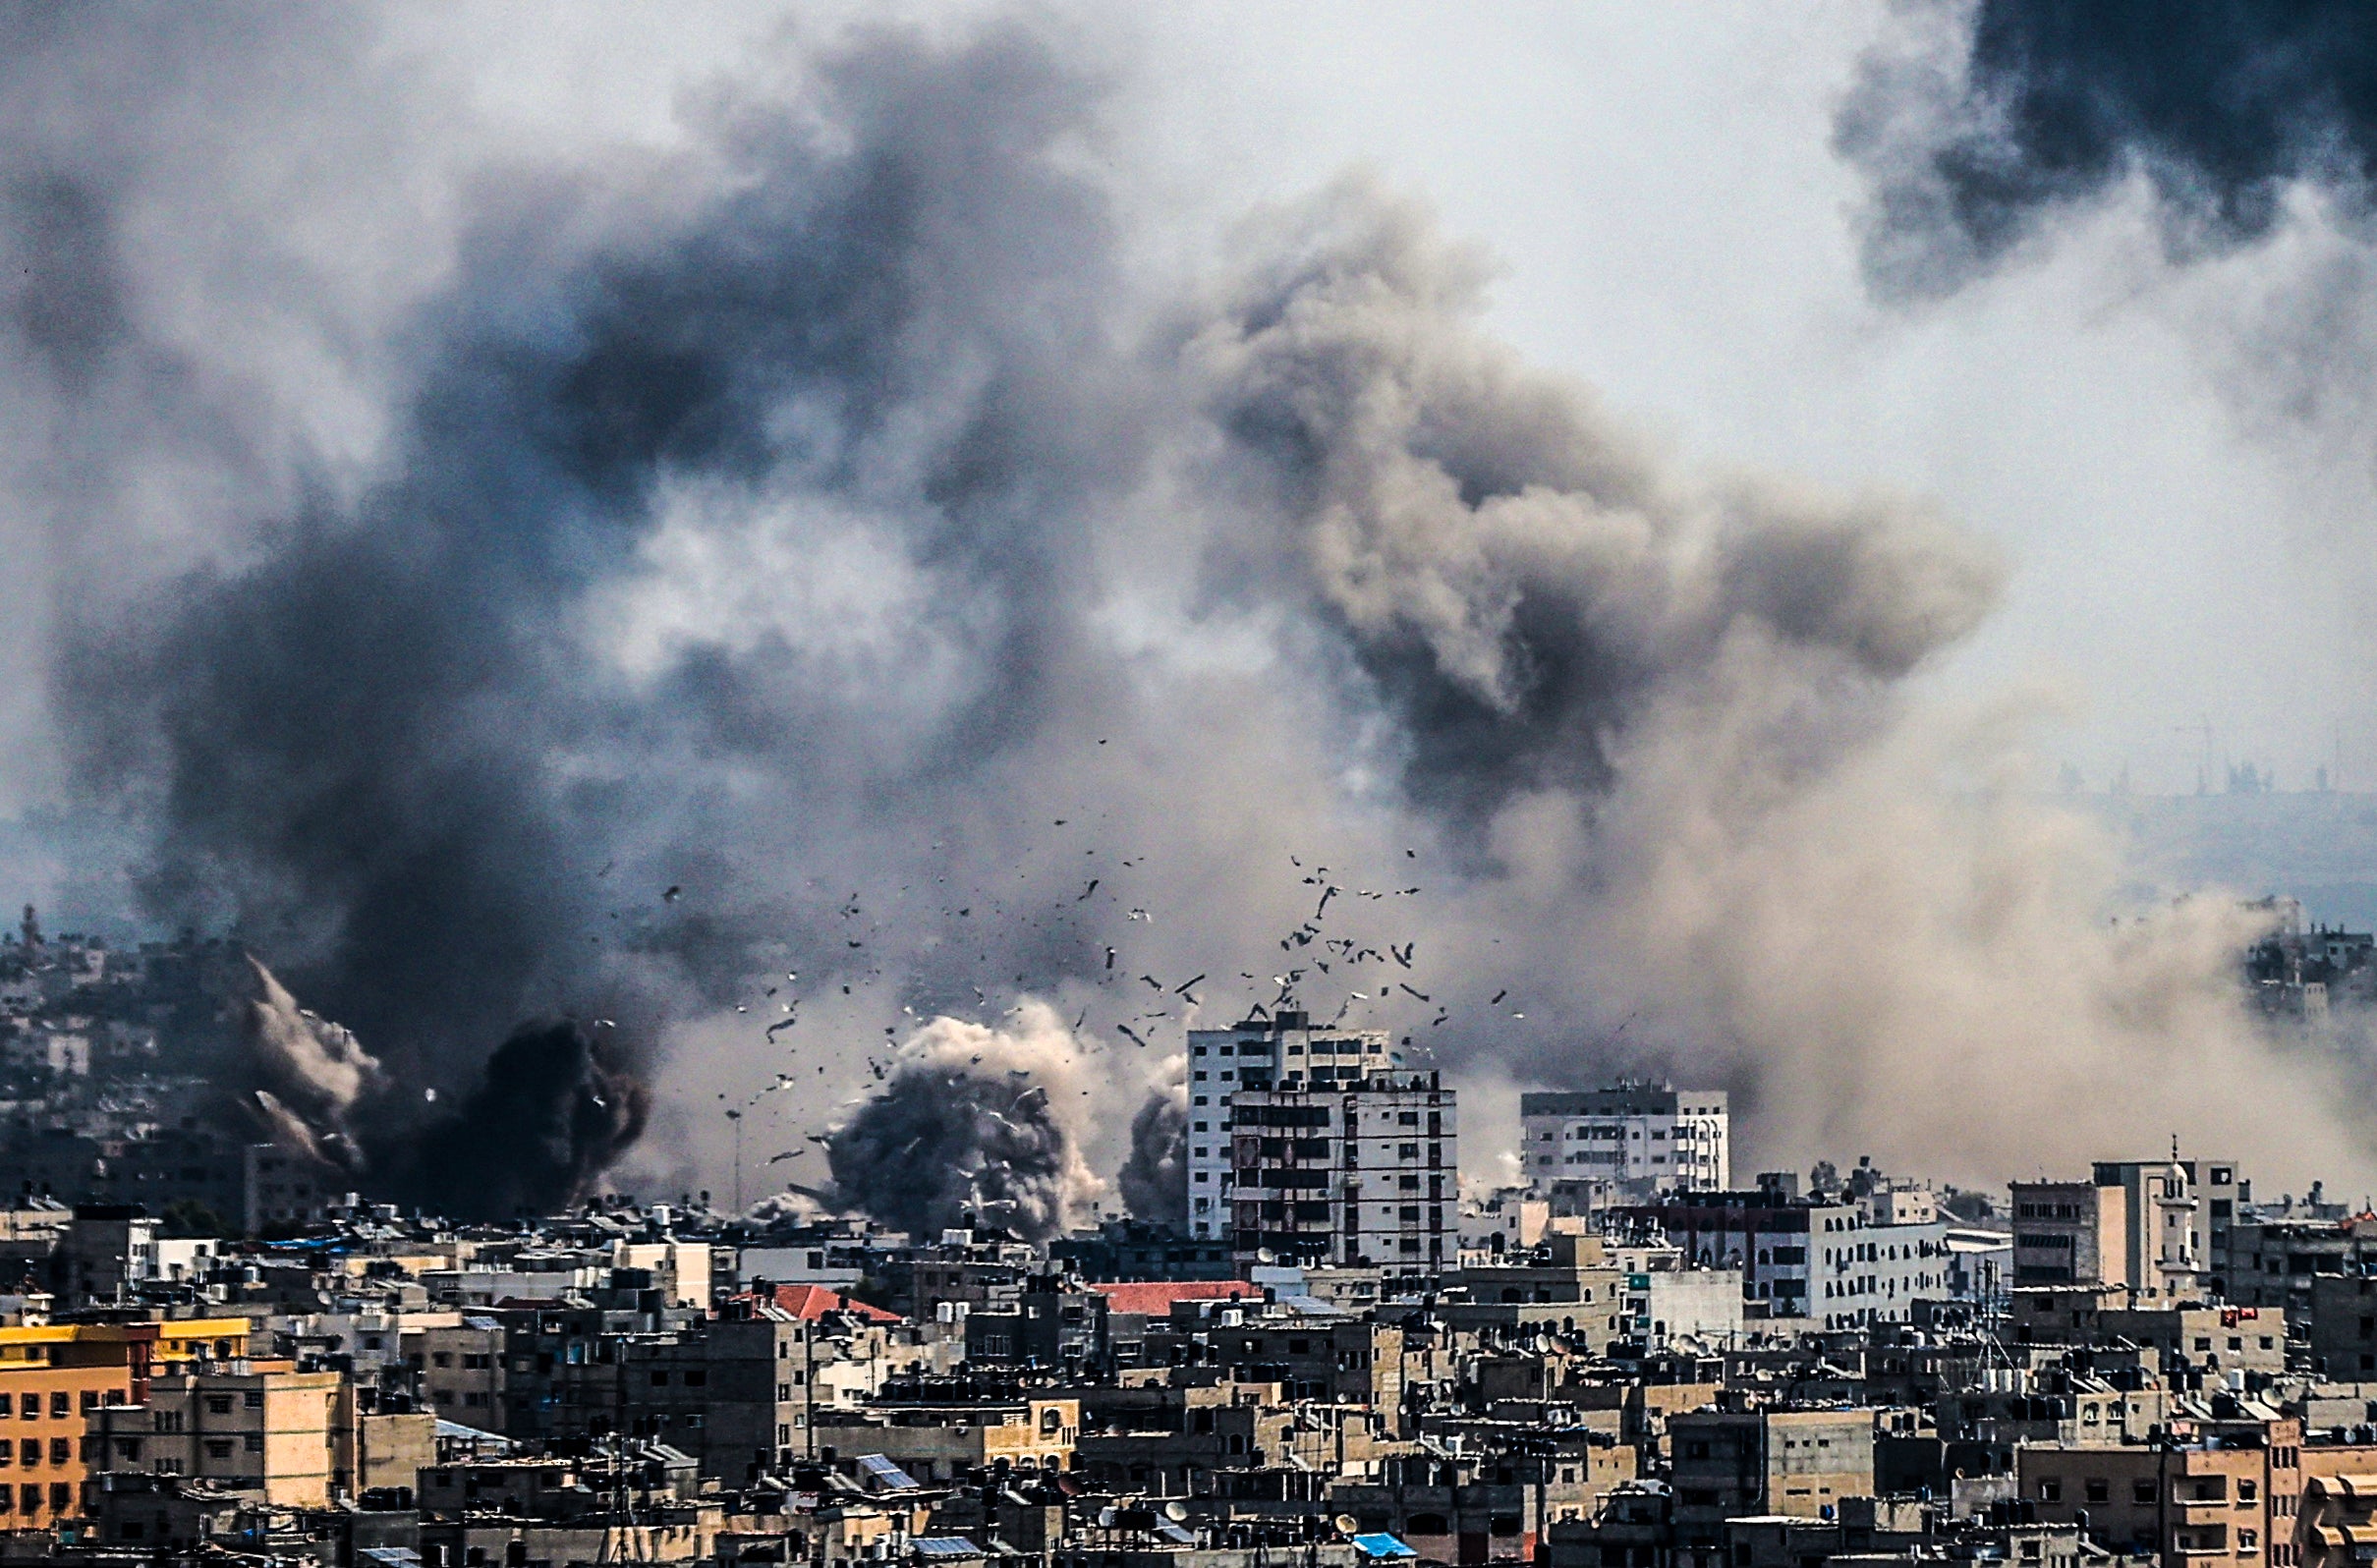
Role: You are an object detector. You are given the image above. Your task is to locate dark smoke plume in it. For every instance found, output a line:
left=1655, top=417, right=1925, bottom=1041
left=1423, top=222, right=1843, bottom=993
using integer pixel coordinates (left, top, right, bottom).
left=234, top=957, right=645, bottom=1219
left=1116, top=1071, right=1187, bottom=1225
left=1839, top=1, right=2377, bottom=298
left=824, top=1006, right=1103, bottom=1243
left=389, top=1018, right=650, bottom=1220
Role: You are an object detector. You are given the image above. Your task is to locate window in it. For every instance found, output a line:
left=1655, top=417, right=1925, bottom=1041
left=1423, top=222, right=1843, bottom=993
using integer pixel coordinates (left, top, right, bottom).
left=2084, top=1480, right=2109, bottom=1503
left=45, top=1393, right=63, bottom=1419
left=203, top=1440, right=233, bottom=1460
left=2134, top=1480, right=2157, bottom=1504
left=2037, top=1480, right=2061, bottom=1502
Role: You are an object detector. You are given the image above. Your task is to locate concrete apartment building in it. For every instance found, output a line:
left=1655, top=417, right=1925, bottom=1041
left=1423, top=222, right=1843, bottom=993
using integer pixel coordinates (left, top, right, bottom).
left=2303, top=1275, right=2377, bottom=1379
left=88, top=1362, right=432, bottom=1508
left=1812, top=1206, right=1952, bottom=1330
left=2017, top=1410, right=2303, bottom=1566
left=1222, top=1069, right=1457, bottom=1275
left=1617, top=1189, right=1948, bottom=1325
left=1184, top=1012, right=1395, bottom=1243
left=1669, top=1407, right=1880, bottom=1549
left=810, top=1392, right=1078, bottom=1484
left=1521, top=1084, right=1730, bottom=1197
left=1616, top=1193, right=1848, bottom=1319
left=2010, top=1180, right=2126, bottom=1286
left=2009, top=1158, right=2246, bottom=1300
left=2008, top=1287, right=2287, bottom=1378
left=2225, top=1214, right=2377, bottom=1312
left=0, top=1318, right=250, bottom=1528
left=404, top=1315, right=504, bottom=1426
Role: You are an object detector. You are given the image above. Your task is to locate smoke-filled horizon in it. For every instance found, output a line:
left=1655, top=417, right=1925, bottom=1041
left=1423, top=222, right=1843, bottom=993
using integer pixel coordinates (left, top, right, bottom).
left=5, top=7, right=2374, bottom=1218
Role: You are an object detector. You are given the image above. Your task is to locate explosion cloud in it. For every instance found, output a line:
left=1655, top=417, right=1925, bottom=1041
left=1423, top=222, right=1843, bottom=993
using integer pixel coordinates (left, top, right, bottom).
left=825, top=1005, right=1104, bottom=1243
left=2, top=10, right=2371, bottom=1211
left=1116, top=1067, right=1188, bottom=1226
left=233, top=956, right=646, bottom=1219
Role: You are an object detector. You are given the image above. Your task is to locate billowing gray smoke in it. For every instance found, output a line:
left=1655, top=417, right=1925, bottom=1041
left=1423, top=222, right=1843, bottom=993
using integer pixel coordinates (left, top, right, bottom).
left=388, top=1017, right=650, bottom=1221
left=5, top=9, right=2372, bottom=1203
left=1116, top=1069, right=1187, bottom=1225
left=824, top=1007, right=1104, bottom=1243
left=235, top=957, right=646, bottom=1219
left=1837, top=1, right=2377, bottom=299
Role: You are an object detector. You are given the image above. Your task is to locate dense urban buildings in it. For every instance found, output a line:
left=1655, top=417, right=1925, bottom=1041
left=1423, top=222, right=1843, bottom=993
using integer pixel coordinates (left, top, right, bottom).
left=0, top=929, right=2366, bottom=1568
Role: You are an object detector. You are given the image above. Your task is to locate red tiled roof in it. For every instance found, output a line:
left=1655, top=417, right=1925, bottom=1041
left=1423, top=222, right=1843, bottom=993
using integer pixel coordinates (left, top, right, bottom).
left=1090, top=1280, right=1259, bottom=1316
left=750, top=1283, right=900, bottom=1322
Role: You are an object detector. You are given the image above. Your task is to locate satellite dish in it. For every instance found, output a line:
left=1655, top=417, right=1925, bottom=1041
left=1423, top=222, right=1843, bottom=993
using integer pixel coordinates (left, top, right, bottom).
left=1164, top=1502, right=1189, bottom=1523
left=1256, top=1248, right=1276, bottom=1264
left=1098, top=1508, right=1117, bottom=1528
left=1334, top=1516, right=1360, bottom=1536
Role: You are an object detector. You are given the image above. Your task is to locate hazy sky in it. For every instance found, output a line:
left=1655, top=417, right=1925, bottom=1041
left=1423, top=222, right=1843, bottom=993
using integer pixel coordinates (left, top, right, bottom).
left=380, top=0, right=2377, bottom=802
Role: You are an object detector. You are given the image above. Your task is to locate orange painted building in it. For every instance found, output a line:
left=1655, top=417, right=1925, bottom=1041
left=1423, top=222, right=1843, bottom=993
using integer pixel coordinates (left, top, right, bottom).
left=0, top=1318, right=249, bottom=1527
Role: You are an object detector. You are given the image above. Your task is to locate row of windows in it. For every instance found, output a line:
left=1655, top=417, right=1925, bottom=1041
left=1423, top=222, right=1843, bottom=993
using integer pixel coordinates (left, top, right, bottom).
left=2038, top=1476, right=2260, bottom=1505
left=0, top=1483, right=70, bottom=1514
left=0, top=1391, right=121, bottom=1420
left=0, top=1438, right=72, bottom=1467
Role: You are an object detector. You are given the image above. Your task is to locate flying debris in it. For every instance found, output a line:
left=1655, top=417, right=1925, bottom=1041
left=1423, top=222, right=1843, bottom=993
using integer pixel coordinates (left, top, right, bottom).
left=662, top=885, right=682, bottom=903
left=1491, top=989, right=1507, bottom=1005
left=1398, top=984, right=1431, bottom=1002
left=1077, top=879, right=1099, bottom=901
left=822, top=1007, right=1101, bottom=1242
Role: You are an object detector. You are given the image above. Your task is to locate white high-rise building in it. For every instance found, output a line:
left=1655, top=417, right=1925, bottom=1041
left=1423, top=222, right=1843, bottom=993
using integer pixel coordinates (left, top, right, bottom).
left=1521, top=1082, right=1729, bottom=1197
left=1182, top=1012, right=1394, bottom=1241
